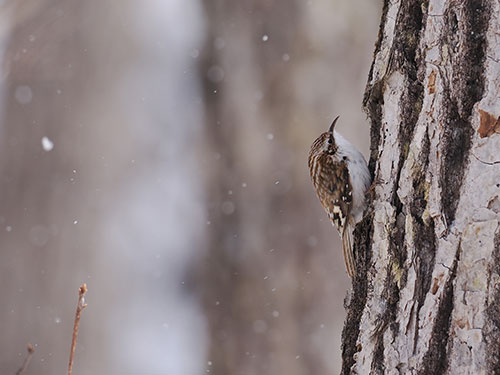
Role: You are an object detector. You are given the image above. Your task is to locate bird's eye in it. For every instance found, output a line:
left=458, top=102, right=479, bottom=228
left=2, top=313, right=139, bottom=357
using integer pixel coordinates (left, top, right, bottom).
left=327, top=138, right=332, bottom=145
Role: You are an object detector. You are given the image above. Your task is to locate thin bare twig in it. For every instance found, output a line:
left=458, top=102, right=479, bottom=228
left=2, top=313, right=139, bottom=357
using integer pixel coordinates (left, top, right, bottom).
left=68, top=283, right=88, bottom=375
left=15, top=344, right=34, bottom=375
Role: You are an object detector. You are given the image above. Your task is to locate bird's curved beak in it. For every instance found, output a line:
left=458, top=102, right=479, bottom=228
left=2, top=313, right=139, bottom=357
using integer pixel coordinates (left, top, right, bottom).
left=329, top=116, right=340, bottom=134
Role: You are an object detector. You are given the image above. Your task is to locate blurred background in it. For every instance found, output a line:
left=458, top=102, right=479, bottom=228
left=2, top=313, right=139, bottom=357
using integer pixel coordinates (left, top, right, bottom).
left=0, top=1, right=379, bottom=374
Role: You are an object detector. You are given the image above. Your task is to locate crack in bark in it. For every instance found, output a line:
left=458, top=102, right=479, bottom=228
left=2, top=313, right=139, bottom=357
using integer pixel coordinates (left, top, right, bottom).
left=411, top=217, right=437, bottom=354
left=341, top=214, right=374, bottom=375
left=370, top=264, right=402, bottom=374
left=363, top=0, right=389, bottom=176
left=390, top=0, right=428, bottom=289
left=391, top=0, right=428, bottom=150
left=440, top=0, right=490, bottom=225
left=418, top=241, right=461, bottom=375
left=409, top=122, right=436, bottom=355
left=380, top=0, right=430, bottom=366
left=484, top=228, right=500, bottom=373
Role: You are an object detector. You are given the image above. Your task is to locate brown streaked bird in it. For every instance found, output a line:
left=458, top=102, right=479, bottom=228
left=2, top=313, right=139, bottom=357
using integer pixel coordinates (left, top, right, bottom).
left=308, top=116, right=371, bottom=277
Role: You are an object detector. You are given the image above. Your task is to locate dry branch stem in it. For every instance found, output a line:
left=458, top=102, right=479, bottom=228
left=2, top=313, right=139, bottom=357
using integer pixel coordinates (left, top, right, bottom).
left=68, top=283, right=88, bottom=375
left=15, top=344, right=34, bottom=375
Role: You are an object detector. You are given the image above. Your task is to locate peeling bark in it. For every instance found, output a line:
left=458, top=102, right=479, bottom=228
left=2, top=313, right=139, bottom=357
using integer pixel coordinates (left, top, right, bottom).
left=342, top=0, right=500, bottom=373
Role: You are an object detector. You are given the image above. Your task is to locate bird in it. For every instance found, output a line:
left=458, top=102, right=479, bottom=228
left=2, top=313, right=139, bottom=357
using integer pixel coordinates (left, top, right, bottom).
left=308, top=116, right=371, bottom=277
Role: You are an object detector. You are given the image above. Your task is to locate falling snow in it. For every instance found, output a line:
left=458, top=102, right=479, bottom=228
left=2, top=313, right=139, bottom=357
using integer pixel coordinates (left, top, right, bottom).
left=41, top=137, right=54, bottom=151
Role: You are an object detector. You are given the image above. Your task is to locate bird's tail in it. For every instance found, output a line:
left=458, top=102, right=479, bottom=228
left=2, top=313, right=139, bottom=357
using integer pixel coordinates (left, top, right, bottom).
left=342, top=225, right=356, bottom=277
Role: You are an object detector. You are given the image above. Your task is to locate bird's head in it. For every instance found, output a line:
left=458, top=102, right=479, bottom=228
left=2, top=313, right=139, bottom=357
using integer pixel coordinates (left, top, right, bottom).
left=309, top=116, right=339, bottom=159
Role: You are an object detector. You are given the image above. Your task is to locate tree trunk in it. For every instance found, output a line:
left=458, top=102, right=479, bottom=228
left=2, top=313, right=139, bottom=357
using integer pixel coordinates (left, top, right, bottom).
left=343, top=0, right=500, bottom=374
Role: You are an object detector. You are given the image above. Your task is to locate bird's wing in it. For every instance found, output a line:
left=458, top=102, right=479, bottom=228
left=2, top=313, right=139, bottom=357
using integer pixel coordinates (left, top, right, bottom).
left=316, top=155, right=352, bottom=231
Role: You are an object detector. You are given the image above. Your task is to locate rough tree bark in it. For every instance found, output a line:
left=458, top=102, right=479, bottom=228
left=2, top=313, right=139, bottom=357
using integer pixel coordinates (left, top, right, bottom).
left=343, top=0, right=500, bottom=374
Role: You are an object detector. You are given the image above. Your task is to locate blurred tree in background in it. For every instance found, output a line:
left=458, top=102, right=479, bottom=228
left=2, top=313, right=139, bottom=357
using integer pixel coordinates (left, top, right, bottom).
left=0, top=1, right=131, bottom=372
left=197, top=1, right=378, bottom=374
left=0, top=0, right=378, bottom=373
